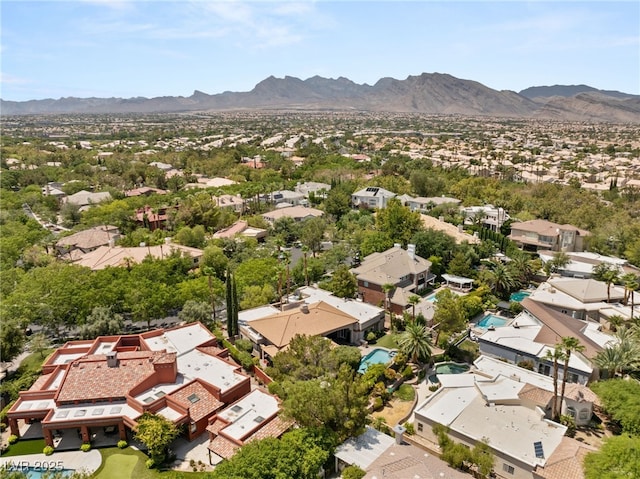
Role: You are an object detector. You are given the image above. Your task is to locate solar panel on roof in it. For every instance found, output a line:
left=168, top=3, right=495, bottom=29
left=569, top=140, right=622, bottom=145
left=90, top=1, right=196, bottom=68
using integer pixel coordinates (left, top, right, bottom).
left=534, top=441, right=544, bottom=459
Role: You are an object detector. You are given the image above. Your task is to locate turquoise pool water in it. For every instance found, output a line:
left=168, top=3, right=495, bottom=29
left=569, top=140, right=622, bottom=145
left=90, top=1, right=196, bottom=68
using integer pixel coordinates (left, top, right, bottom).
left=425, top=293, right=438, bottom=302
left=358, top=348, right=395, bottom=373
left=434, top=362, right=470, bottom=374
left=510, top=291, right=531, bottom=302
left=5, top=466, right=74, bottom=478
left=477, top=314, right=508, bottom=329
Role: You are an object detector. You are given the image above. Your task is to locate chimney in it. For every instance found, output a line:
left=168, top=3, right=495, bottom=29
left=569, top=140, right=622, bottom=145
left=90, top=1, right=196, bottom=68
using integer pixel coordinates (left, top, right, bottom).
left=139, top=242, right=146, bottom=247
left=106, top=351, right=118, bottom=368
left=300, top=304, right=309, bottom=314
left=165, top=237, right=171, bottom=244
left=392, top=424, right=406, bottom=445
left=108, top=238, right=116, bottom=248
left=393, top=243, right=401, bottom=248
left=407, top=244, right=416, bottom=260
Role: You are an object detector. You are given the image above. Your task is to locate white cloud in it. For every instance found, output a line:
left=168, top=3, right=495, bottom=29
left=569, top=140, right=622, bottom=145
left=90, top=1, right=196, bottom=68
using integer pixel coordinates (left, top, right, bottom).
left=0, top=73, right=31, bottom=85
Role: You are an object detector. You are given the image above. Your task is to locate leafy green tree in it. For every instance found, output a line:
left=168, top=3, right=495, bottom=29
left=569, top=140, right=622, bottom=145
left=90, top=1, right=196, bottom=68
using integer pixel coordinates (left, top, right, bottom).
left=591, top=379, right=640, bottom=435
left=411, top=229, right=457, bottom=267
left=447, top=251, right=474, bottom=278
left=341, top=465, right=366, bottom=479
left=173, top=225, right=206, bottom=248
left=432, top=289, right=467, bottom=335
left=178, top=300, right=211, bottom=325
left=210, top=428, right=334, bottom=479
left=299, top=217, right=326, bottom=257
left=327, top=265, right=357, bottom=299
left=398, top=320, right=433, bottom=365
left=134, top=412, right=180, bottom=464
left=0, top=319, right=26, bottom=363
left=282, top=365, right=369, bottom=442
left=471, top=438, right=495, bottom=477
left=272, top=217, right=300, bottom=245
left=375, top=197, right=422, bottom=246
left=324, top=188, right=351, bottom=220
left=584, top=435, right=640, bottom=479
left=359, top=230, right=394, bottom=257
left=79, top=306, right=124, bottom=339
left=240, top=284, right=276, bottom=310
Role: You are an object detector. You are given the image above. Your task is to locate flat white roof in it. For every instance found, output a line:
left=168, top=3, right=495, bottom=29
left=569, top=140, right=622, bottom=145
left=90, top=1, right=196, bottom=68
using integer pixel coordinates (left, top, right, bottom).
left=334, top=426, right=395, bottom=470
left=177, top=350, right=245, bottom=393
left=416, top=377, right=567, bottom=468
left=157, top=405, right=184, bottom=422
left=135, top=374, right=188, bottom=405
left=529, top=284, right=605, bottom=311
left=47, top=401, right=140, bottom=424
left=218, top=390, right=279, bottom=441
left=143, top=323, right=217, bottom=361
left=474, top=356, right=554, bottom=391
left=51, top=352, right=86, bottom=366
left=475, top=375, right=525, bottom=402
left=298, top=286, right=383, bottom=324
left=239, top=305, right=281, bottom=324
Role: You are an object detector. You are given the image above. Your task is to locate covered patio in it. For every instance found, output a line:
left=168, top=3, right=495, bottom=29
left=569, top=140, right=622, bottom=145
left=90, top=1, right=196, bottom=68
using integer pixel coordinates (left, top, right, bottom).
left=441, top=274, right=474, bottom=292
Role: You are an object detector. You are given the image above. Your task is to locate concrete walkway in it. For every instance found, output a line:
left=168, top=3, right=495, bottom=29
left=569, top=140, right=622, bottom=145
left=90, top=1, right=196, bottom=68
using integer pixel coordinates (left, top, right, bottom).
left=0, top=449, right=102, bottom=475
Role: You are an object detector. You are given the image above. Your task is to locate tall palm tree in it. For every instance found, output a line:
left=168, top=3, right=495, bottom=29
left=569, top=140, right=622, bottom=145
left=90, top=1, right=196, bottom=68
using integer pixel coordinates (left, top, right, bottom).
left=486, top=261, right=516, bottom=299
left=595, top=326, right=640, bottom=377
left=408, top=294, right=421, bottom=320
left=621, top=273, right=639, bottom=313
left=544, top=345, right=565, bottom=420
left=382, top=283, right=395, bottom=327
left=593, top=263, right=621, bottom=303
left=557, top=337, right=585, bottom=421
left=398, top=320, right=433, bottom=365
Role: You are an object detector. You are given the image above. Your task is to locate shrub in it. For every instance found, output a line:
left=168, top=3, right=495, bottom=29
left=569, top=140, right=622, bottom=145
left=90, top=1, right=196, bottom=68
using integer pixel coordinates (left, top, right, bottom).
left=401, top=365, right=414, bottom=380
left=117, top=440, right=128, bottom=449
left=0, top=423, right=6, bottom=432
left=43, top=445, right=54, bottom=456
left=8, top=435, right=18, bottom=445
left=366, top=331, right=377, bottom=343
left=234, top=338, right=253, bottom=353
left=517, top=359, right=535, bottom=371
left=80, top=443, right=91, bottom=452
left=341, top=465, right=366, bottom=479
left=145, top=458, right=155, bottom=469
left=560, top=415, right=577, bottom=437
left=429, top=384, right=440, bottom=392
left=372, top=397, right=384, bottom=411
left=403, top=422, right=415, bottom=435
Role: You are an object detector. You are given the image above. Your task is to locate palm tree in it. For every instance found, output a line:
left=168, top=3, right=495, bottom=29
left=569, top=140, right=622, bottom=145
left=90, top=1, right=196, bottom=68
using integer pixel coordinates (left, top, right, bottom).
left=398, top=320, right=433, bottom=365
left=408, top=294, right=421, bottom=320
left=595, top=326, right=640, bottom=377
left=544, top=345, right=565, bottom=420
left=486, top=261, right=516, bottom=299
left=557, top=337, right=585, bottom=421
left=621, top=273, right=639, bottom=313
left=593, top=263, right=621, bottom=302
left=382, top=283, right=395, bottom=327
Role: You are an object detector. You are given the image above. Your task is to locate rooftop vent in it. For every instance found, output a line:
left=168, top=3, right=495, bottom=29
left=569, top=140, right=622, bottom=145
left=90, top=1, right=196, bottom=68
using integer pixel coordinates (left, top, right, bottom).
left=300, top=304, right=309, bottom=314
left=106, top=351, right=118, bottom=368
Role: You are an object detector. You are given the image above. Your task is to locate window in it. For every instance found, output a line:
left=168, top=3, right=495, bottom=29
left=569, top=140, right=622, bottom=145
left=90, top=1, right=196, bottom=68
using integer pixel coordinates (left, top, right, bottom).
left=190, top=422, right=197, bottom=433
left=579, top=409, right=590, bottom=420
left=502, top=464, right=515, bottom=475
left=187, top=393, right=200, bottom=404
left=417, top=423, right=423, bottom=432
left=363, top=281, right=369, bottom=287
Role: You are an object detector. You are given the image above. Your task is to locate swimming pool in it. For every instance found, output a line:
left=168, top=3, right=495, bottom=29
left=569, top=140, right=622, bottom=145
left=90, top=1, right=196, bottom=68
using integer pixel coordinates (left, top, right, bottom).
left=425, top=293, right=438, bottom=302
left=477, top=314, right=508, bottom=329
left=5, top=466, right=75, bottom=478
left=510, top=291, right=531, bottom=302
left=434, top=362, right=470, bottom=375
left=358, top=348, right=396, bottom=373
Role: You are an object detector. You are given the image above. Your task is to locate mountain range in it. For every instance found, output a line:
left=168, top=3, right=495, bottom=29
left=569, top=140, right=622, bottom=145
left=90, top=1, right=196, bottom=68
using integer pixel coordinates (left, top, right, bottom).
left=2, top=73, right=639, bottom=122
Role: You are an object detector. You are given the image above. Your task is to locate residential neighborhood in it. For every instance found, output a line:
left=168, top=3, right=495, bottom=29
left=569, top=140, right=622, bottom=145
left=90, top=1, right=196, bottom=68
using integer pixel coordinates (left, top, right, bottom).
left=1, top=111, right=639, bottom=479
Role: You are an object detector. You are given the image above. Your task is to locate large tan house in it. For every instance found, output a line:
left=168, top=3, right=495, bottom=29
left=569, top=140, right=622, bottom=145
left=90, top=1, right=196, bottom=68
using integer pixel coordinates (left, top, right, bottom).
left=351, top=244, right=435, bottom=315
left=508, top=220, right=590, bottom=253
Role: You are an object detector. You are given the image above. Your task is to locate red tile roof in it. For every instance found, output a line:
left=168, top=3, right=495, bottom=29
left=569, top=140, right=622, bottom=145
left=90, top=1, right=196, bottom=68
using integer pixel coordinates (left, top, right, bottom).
left=170, top=381, right=223, bottom=422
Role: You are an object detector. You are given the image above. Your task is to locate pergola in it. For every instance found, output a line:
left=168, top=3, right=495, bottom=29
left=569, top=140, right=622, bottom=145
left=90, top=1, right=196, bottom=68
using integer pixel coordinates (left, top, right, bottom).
left=441, top=274, right=474, bottom=291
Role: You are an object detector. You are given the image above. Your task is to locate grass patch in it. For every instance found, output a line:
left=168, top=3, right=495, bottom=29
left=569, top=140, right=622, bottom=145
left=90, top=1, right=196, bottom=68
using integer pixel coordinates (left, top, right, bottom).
left=1, top=438, right=46, bottom=457
left=92, top=447, right=209, bottom=479
left=17, top=349, right=56, bottom=375
left=375, top=334, right=399, bottom=349
left=395, top=384, right=415, bottom=402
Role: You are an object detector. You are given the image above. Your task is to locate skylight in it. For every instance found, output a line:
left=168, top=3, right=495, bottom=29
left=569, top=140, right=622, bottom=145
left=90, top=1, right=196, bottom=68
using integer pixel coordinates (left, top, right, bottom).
left=188, top=393, right=200, bottom=404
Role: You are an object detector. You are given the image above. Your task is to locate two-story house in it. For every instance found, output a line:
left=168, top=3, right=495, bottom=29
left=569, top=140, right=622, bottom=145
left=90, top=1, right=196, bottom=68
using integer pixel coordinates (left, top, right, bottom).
left=508, top=220, right=590, bottom=253
left=351, top=244, right=435, bottom=315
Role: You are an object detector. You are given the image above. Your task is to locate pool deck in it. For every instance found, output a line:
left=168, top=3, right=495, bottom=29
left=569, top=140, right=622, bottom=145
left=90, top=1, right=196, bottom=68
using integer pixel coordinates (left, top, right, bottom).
left=0, top=449, right=102, bottom=475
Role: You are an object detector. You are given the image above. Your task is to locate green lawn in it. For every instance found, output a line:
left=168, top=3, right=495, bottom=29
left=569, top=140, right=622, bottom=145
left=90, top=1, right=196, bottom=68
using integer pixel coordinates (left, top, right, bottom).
left=394, top=384, right=415, bottom=402
left=375, top=334, right=399, bottom=349
left=1, top=439, right=45, bottom=457
left=91, top=448, right=209, bottom=479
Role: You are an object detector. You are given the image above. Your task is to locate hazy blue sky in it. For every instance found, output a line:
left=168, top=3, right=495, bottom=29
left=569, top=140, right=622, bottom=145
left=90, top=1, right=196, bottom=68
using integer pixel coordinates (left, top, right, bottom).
left=2, top=1, right=639, bottom=101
